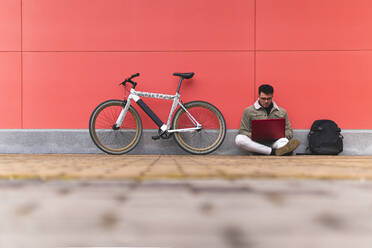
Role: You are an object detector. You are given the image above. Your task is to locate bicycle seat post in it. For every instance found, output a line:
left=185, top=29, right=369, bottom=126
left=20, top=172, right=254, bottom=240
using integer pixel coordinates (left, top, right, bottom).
left=176, top=78, right=183, bottom=94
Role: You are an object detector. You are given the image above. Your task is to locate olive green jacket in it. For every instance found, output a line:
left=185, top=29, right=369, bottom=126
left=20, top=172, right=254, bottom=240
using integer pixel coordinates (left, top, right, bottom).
left=238, top=100, right=293, bottom=139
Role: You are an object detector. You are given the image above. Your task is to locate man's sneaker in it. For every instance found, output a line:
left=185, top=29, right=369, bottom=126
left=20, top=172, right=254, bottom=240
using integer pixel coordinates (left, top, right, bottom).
left=275, top=138, right=300, bottom=156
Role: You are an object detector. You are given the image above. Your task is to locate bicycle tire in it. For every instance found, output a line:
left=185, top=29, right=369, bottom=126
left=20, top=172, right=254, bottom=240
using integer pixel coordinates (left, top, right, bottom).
left=89, top=99, right=142, bottom=155
left=172, top=101, right=226, bottom=155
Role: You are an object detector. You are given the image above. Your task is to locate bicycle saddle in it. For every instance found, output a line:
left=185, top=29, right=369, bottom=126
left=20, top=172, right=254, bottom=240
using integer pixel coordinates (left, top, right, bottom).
left=173, top=72, right=195, bottom=79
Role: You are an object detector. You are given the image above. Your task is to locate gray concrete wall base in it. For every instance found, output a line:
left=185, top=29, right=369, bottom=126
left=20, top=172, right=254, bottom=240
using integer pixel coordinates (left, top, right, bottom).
left=0, top=129, right=370, bottom=155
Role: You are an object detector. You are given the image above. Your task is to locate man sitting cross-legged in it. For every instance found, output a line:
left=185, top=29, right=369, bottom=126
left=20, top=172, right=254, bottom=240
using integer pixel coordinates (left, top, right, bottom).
left=235, top=84, right=300, bottom=156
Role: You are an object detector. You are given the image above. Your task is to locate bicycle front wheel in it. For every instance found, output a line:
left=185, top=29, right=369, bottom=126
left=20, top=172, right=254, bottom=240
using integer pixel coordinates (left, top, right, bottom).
left=172, top=101, right=226, bottom=155
left=89, top=100, right=142, bottom=155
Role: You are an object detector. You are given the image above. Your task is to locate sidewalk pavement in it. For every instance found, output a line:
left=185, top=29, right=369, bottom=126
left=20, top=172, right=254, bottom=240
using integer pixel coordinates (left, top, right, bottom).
left=1, top=154, right=372, bottom=180
left=2, top=155, right=372, bottom=247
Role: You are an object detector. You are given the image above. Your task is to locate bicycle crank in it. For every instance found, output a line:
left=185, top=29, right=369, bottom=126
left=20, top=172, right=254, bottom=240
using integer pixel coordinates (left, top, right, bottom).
left=151, top=129, right=173, bottom=140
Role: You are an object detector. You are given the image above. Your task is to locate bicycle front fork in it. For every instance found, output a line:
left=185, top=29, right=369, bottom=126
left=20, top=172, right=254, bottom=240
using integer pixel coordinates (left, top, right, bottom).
left=114, top=99, right=132, bottom=129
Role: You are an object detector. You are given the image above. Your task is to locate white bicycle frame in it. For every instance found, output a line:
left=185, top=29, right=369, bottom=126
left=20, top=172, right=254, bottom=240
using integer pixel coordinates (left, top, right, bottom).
left=115, top=88, right=202, bottom=133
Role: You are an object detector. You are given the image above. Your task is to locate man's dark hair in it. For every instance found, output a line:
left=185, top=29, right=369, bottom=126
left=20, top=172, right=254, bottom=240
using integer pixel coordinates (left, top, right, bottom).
left=258, top=84, right=274, bottom=95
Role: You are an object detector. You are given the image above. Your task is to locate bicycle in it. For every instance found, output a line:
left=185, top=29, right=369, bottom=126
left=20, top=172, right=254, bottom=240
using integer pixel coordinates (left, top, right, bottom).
left=89, top=72, right=226, bottom=155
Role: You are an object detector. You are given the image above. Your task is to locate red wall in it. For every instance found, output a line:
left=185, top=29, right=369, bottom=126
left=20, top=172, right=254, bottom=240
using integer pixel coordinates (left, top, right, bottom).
left=0, top=0, right=371, bottom=129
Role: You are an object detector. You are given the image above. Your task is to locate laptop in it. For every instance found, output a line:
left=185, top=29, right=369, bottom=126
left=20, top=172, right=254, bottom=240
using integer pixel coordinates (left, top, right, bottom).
left=251, top=118, right=285, bottom=141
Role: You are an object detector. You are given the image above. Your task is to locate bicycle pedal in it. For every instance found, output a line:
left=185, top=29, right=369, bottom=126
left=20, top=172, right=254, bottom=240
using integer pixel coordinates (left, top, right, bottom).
left=152, top=135, right=161, bottom=140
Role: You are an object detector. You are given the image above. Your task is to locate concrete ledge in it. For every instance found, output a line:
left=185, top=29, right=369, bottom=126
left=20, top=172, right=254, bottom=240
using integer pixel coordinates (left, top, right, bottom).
left=0, top=129, right=370, bottom=155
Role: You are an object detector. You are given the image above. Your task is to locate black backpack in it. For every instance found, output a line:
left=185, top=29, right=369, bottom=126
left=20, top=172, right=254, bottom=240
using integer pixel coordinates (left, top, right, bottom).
left=308, top=119, right=343, bottom=155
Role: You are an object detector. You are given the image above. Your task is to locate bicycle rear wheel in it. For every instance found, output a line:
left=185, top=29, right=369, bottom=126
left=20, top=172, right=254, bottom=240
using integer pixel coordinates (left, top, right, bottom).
left=172, top=101, right=226, bottom=154
left=89, top=100, right=142, bottom=155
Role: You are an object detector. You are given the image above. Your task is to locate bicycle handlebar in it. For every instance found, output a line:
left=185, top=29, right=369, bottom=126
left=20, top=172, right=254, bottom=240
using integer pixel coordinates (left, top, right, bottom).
left=121, top=73, right=140, bottom=88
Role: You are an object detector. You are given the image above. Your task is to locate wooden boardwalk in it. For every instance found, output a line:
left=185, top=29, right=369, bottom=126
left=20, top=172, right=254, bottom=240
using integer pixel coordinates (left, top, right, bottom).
left=1, top=154, right=372, bottom=180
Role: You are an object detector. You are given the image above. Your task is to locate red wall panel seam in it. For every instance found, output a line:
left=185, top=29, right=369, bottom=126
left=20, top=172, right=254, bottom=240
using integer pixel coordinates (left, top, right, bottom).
left=254, top=0, right=257, bottom=100
left=20, top=50, right=256, bottom=53
left=20, top=0, right=23, bottom=129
